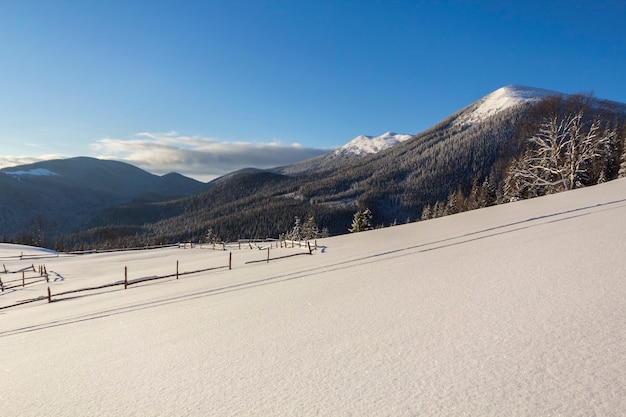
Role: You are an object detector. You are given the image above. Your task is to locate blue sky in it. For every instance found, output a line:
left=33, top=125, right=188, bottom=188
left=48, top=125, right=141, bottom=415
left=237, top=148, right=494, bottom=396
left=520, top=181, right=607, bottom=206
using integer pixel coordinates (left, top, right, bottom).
left=1, top=0, right=625, bottom=181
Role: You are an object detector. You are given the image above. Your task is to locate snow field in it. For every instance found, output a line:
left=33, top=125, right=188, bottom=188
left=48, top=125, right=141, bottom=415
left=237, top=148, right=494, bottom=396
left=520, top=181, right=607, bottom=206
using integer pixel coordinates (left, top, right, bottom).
left=2, top=179, right=626, bottom=416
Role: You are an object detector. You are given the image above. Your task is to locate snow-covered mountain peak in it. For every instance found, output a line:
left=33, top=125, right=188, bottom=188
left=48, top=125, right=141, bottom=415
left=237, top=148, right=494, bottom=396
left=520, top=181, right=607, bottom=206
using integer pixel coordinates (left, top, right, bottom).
left=457, top=85, right=559, bottom=127
left=336, top=132, right=413, bottom=157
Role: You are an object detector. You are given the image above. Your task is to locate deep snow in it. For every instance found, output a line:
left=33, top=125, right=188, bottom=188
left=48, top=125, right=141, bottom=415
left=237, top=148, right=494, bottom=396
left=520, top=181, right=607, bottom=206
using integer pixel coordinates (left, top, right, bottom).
left=2, top=178, right=626, bottom=416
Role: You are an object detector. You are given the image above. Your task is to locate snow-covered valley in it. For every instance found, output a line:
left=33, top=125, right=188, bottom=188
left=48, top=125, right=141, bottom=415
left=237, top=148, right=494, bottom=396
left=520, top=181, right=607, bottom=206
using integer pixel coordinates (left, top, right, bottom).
left=2, top=178, right=626, bottom=416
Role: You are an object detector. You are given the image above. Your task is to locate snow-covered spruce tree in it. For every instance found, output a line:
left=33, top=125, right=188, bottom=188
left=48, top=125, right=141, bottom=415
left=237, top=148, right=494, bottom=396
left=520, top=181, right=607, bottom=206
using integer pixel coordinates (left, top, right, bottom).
left=302, top=214, right=319, bottom=240
left=443, top=189, right=466, bottom=216
left=420, top=204, right=432, bottom=221
left=289, top=216, right=302, bottom=241
left=432, top=201, right=445, bottom=218
left=466, top=178, right=481, bottom=211
left=619, top=133, right=626, bottom=178
left=205, top=227, right=220, bottom=245
left=348, top=208, right=373, bottom=233
left=508, top=104, right=615, bottom=195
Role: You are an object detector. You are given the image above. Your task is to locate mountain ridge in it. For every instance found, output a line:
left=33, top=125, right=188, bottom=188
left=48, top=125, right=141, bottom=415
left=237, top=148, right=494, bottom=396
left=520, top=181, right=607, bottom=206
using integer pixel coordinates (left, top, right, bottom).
left=3, top=85, right=625, bottom=249
left=0, top=157, right=210, bottom=241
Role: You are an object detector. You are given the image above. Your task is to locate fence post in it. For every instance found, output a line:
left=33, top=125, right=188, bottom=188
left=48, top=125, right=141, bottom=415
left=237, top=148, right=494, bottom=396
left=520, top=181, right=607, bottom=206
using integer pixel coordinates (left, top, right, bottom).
left=267, top=247, right=270, bottom=263
left=124, top=266, right=128, bottom=289
left=0, top=276, right=3, bottom=292
left=22, top=270, right=25, bottom=287
left=308, top=241, right=313, bottom=255
left=48, top=286, right=52, bottom=303
left=176, top=260, right=179, bottom=280
left=229, top=252, right=232, bottom=270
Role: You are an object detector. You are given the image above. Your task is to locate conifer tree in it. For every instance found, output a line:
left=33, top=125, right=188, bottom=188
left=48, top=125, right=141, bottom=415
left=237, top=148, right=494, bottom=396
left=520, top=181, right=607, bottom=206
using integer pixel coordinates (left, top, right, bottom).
left=302, top=214, right=319, bottom=240
left=289, top=216, right=302, bottom=241
left=349, top=208, right=373, bottom=233
left=619, top=136, right=626, bottom=178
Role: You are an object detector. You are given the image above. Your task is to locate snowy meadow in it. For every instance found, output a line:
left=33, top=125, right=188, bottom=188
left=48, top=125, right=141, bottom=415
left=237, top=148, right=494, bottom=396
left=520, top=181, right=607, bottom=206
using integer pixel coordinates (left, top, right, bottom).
left=2, top=178, right=626, bottom=416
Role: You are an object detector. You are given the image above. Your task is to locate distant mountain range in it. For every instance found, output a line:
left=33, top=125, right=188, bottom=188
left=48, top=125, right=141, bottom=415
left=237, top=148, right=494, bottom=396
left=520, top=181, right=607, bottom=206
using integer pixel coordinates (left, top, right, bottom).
left=0, top=157, right=209, bottom=242
left=2, top=85, right=625, bottom=250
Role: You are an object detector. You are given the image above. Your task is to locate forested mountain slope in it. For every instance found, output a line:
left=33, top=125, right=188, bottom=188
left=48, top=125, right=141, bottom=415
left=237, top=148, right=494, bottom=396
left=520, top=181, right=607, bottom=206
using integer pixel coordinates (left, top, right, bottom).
left=7, top=86, right=626, bottom=251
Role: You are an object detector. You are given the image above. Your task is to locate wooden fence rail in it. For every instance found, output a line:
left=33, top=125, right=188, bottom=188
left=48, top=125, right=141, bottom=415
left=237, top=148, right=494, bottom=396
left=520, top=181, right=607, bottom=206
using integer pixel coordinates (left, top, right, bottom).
left=1, top=242, right=315, bottom=311
left=0, top=253, right=232, bottom=310
left=1, top=264, right=49, bottom=292
left=245, top=241, right=316, bottom=264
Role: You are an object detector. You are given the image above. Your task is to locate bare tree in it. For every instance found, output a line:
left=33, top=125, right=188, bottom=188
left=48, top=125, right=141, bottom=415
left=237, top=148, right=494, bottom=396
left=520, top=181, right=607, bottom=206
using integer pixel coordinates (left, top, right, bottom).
left=508, top=103, right=615, bottom=195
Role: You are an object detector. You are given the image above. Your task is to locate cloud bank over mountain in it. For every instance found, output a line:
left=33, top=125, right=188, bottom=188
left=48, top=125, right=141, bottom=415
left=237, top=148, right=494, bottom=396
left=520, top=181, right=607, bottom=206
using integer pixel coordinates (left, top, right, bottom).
left=0, top=133, right=330, bottom=182
left=91, top=132, right=331, bottom=181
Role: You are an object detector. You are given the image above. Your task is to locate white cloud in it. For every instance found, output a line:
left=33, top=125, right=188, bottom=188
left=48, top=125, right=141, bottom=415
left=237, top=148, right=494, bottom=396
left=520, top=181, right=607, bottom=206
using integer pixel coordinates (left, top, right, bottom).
left=0, top=154, right=66, bottom=170
left=92, top=132, right=329, bottom=182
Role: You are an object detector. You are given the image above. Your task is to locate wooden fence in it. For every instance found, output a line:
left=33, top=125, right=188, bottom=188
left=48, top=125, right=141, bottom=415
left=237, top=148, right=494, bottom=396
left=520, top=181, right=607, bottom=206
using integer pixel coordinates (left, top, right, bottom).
left=0, top=253, right=232, bottom=311
left=0, top=264, right=49, bottom=292
left=1, top=241, right=318, bottom=311
left=245, top=241, right=317, bottom=264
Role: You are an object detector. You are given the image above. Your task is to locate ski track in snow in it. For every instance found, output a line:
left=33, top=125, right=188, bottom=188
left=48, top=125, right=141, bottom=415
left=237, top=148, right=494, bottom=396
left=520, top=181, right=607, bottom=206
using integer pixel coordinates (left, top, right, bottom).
left=1, top=179, right=626, bottom=416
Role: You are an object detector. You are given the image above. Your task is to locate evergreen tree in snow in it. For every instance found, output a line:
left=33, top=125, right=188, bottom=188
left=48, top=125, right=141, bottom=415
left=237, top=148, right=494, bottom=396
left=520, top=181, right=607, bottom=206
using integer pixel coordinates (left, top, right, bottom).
left=619, top=135, right=626, bottom=178
left=205, top=227, right=220, bottom=244
left=302, top=214, right=319, bottom=240
left=289, top=216, right=302, bottom=241
left=349, top=208, right=373, bottom=233
left=466, top=178, right=482, bottom=211
left=480, top=174, right=497, bottom=206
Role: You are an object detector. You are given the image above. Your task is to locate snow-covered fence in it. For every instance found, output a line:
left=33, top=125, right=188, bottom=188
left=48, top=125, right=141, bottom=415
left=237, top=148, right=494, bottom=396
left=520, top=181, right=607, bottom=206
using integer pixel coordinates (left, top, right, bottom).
left=0, top=253, right=232, bottom=310
left=0, top=264, right=49, bottom=292
left=245, top=240, right=317, bottom=265
left=280, top=239, right=319, bottom=249
left=236, top=238, right=280, bottom=250
left=0, top=251, right=60, bottom=261
left=47, top=253, right=233, bottom=304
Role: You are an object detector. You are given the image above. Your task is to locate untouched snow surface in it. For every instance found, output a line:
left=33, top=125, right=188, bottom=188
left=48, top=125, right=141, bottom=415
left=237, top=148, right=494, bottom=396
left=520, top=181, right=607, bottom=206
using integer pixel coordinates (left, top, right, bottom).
left=336, top=131, right=412, bottom=156
left=457, top=85, right=558, bottom=126
left=2, top=179, right=626, bottom=416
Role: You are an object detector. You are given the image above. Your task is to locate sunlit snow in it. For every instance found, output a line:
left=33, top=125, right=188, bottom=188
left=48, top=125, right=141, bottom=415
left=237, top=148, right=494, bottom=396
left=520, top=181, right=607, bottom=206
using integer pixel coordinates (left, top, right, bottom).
left=336, top=131, right=412, bottom=156
left=2, top=178, right=626, bottom=416
left=456, top=84, right=558, bottom=126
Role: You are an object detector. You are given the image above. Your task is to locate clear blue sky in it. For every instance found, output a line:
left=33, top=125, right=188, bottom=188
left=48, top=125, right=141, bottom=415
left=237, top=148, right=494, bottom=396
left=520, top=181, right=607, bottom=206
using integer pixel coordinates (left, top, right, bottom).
left=1, top=0, right=625, bottom=181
